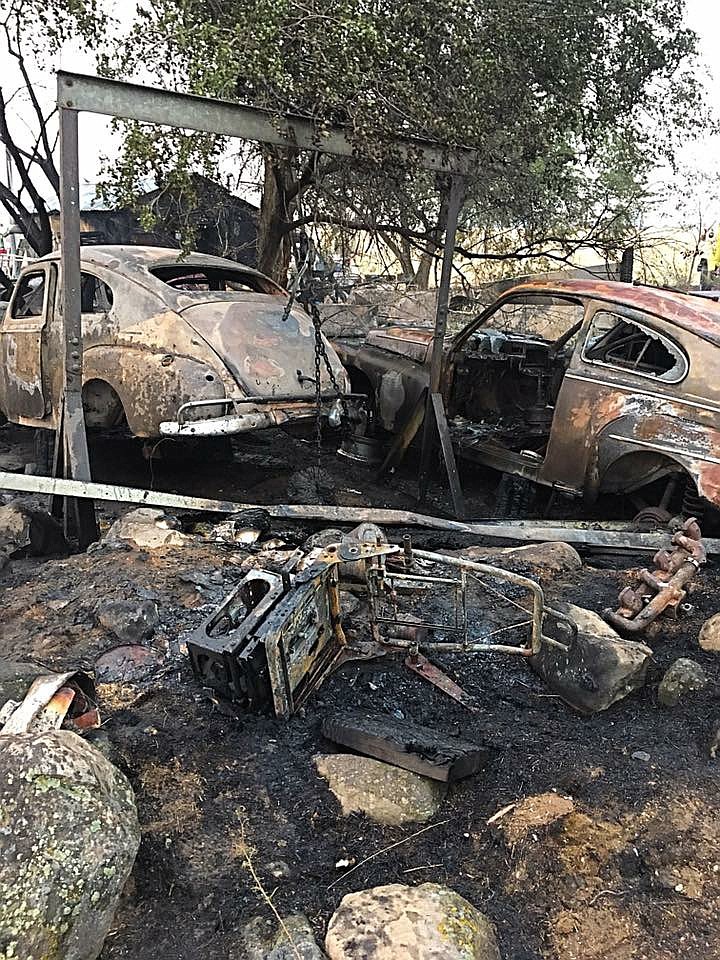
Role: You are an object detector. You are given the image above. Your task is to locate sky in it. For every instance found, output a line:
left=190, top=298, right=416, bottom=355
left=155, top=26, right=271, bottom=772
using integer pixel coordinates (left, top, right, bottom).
left=2, top=0, right=720, bottom=229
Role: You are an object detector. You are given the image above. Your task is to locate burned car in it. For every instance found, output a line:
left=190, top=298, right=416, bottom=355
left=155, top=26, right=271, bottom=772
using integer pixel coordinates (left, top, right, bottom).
left=334, top=279, right=720, bottom=514
left=0, top=246, right=349, bottom=440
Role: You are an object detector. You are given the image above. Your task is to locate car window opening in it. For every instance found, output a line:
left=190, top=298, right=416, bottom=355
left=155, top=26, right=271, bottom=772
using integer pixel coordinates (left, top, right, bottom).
left=81, top=274, right=114, bottom=314
left=450, top=295, right=584, bottom=461
left=10, top=272, right=45, bottom=319
left=151, top=265, right=280, bottom=295
left=584, top=311, right=687, bottom=381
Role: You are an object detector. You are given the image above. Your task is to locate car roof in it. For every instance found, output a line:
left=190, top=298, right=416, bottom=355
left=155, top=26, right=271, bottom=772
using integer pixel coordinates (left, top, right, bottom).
left=35, top=244, right=271, bottom=281
left=505, top=278, right=720, bottom=347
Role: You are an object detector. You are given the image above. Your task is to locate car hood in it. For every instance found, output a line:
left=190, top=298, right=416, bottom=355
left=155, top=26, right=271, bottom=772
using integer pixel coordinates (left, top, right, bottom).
left=178, top=296, right=348, bottom=397
left=366, top=326, right=435, bottom=364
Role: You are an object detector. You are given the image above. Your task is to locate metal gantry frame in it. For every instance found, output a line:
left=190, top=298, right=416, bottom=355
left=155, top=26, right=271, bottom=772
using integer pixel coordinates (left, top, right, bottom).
left=57, top=72, right=475, bottom=541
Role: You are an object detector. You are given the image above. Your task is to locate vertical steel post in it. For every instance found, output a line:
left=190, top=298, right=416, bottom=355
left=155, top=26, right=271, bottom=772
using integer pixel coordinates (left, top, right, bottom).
left=59, top=101, right=97, bottom=544
left=418, top=175, right=465, bottom=501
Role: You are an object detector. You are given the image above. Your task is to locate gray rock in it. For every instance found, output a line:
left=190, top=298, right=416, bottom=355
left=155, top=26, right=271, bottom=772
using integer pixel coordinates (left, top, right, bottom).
left=657, top=658, right=707, bottom=707
left=530, top=602, right=652, bottom=713
left=243, top=913, right=325, bottom=959
left=314, top=754, right=445, bottom=826
left=103, top=508, right=191, bottom=550
left=0, top=729, right=140, bottom=960
left=0, top=501, right=68, bottom=561
left=699, top=613, right=720, bottom=652
left=97, top=599, right=159, bottom=644
left=325, top=883, right=500, bottom=960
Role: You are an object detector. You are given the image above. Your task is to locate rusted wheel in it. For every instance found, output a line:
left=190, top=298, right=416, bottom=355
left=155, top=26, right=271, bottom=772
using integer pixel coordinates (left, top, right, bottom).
left=632, top=505, right=672, bottom=531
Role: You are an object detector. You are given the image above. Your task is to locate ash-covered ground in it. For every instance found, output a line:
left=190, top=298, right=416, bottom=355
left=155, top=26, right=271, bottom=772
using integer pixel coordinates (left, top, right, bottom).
left=1, top=423, right=719, bottom=960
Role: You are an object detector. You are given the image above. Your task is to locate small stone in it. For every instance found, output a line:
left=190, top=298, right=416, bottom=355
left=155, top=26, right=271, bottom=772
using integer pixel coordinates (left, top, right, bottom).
left=632, top=751, right=651, bottom=762
left=497, top=792, right=574, bottom=844
left=266, top=860, right=291, bottom=879
left=243, top=913, right=324, bottom=960
left=103, top=508, right=191, bottom=550
left=314, top=754, right=445, bottom=826
left=325, top=883, right=500, bottom=960
left=699, top=613, right=720, bottom=652
left=657, top=658, right=707, bottom=707
left=97, top=599, right=159, bottom=645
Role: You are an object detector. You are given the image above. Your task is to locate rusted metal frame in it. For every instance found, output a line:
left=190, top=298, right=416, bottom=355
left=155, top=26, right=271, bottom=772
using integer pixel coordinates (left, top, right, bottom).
left=57, top=73, right=476, bottom=176
left=372, top=570, right=467, bottom=638
left=411, top=549, right=570, bottom=654
left=58, top=105, right=98, bottom=547
left=418, top=175, right=466, bottom=503
left=430, top=392, right=466, bottom=519
left=3, top=469, right=720, bottom=553
left=55, top=73, right=476, bottom=539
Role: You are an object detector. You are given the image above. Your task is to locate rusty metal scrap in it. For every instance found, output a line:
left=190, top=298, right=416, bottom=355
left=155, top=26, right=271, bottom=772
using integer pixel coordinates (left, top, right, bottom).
left=603, top=518, right=706, bottom=634
left=0, top=670, right=99, bottom=734
left=187, top=540, right=399, bottom=718
left=3, top=471, right=720, bottom=556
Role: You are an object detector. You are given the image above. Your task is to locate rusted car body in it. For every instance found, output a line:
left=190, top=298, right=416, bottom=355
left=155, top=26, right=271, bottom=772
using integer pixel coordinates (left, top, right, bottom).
left=0, top=246, right=348, bottom=438
left=334, top=279, right=720, bottom=509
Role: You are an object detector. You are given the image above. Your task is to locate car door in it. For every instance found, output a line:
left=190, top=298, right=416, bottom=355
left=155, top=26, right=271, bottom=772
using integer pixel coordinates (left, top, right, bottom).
left=0, top=265, right=54, bottom=422
left=540, top=301, right=689, bottom=497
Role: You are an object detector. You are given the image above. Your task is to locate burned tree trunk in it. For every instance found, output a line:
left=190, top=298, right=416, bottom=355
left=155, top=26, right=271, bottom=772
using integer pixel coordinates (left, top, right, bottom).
left=257, top=150, right=295, bottom=285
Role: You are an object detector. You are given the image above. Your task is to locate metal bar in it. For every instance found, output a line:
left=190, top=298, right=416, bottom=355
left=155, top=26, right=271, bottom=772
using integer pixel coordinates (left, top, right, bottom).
left=430, top=392, right=465, bottom=519
left=418, top=176, right=465, bottom=499
left=1, top=470, right=717, bottom=553
left=59, top=104, right=98, bottom=547
left=57, top=72, right=476, bottom=175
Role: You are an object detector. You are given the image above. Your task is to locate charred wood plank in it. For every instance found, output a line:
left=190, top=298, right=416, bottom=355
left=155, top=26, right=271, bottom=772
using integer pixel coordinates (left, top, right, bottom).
left=322, top=711, right=490, bottom=782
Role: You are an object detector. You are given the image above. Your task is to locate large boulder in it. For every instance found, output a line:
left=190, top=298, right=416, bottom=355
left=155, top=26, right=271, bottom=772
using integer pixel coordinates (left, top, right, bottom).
left=314, top=754, right=445, bottom=826
left=0, top=729, right=140, bottom=960
left=325, top=883, right=500, bottom=960
left=530, top=602, right=652, bottom=713
left=0, top=501, right=68, bottom=562
left=657, top=659, right=707, bottom=707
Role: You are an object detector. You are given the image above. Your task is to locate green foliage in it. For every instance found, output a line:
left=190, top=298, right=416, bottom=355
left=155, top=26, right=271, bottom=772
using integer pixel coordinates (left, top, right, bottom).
left=102, top=0, right=701, bottom=277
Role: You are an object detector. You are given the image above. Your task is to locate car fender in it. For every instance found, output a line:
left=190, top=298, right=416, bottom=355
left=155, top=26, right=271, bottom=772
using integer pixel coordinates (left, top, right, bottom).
left=83, top=345, right=226, bottom=438
left=595, top=409, right=720, bottom=506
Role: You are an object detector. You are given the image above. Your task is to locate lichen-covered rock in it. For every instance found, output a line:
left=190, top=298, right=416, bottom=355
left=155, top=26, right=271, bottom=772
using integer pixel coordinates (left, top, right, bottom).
left=325, top=883, right=500, bottom=960
left=657, top=658, right=707, bottom=707
left=0, top=729, right=140, bottom=960
left=314, top=754, right=445, bottom=826
left=243, top=913, right=326, bottom=959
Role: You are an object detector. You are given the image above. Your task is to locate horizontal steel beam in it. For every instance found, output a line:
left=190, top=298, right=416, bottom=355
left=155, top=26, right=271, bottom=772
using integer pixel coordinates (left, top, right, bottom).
left=57, top=72, right=475, bottom=174
left=2, top=471, right=715, bottom=555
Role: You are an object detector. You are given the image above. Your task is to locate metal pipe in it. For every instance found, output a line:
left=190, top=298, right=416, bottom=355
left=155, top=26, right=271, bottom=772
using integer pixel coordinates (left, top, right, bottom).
left=1, top=471, right=717, bottom=554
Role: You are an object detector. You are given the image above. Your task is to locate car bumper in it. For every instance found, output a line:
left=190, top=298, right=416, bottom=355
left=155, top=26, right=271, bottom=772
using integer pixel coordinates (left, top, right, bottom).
left=159, top=395, right=349, bottom=438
